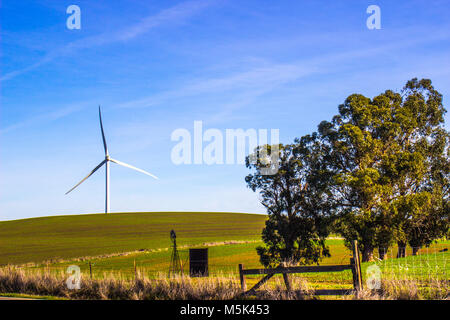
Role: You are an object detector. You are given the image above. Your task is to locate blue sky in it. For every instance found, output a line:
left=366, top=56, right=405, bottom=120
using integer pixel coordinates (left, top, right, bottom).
left=1, top=0, right=449, bottom=220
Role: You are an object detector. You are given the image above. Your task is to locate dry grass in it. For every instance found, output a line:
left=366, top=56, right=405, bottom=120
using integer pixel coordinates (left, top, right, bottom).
left=0, top=267, right=243, bottom=300
left=0, top=267, right=314, bottom=300
left=349, top=278, right=449, bottom=300
left=251, top=276, right=315, bottom=300
left=0, top=267, right=447, bottom=300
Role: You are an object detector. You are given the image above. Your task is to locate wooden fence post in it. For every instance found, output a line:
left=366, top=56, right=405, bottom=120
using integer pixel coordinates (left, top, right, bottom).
left=350, top=257, right=356, bottom=290
left=239, top=264, right=246, bottom=291
left=282, top=273, right=292, bottom=292
left=89, top=261, right=92, bottom=279
left=352, top=240, right=363, bottom=292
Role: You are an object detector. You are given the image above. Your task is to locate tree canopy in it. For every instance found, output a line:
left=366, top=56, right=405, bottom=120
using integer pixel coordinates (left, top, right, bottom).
left=245, top=144, right=330, bottom=267
left=246, top=78, right=449, bottom=264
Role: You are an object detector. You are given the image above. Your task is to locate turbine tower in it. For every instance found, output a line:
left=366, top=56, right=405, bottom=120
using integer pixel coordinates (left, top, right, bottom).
left=66, top=106, right=158, bottom=213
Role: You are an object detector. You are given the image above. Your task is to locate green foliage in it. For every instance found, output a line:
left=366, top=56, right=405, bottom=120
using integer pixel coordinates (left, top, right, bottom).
left=246, top=144, right=330, bottom=267
left=256, top=214, right=330, bottom=267
left=247, top=78, right=448, bottom=263
left=309, top=78, right=449, bottom=261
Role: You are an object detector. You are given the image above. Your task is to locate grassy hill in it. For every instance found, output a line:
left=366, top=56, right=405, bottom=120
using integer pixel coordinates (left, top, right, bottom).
left=0, top=212, right=266, bottom=265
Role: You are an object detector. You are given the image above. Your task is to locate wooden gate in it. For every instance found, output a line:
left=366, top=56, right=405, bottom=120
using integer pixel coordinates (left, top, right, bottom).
left=238, top=240, right=363, bottom=296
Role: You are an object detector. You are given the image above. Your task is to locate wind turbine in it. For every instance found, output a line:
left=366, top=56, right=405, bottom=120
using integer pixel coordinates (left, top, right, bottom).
left=65, top=106, right=158, bottom=213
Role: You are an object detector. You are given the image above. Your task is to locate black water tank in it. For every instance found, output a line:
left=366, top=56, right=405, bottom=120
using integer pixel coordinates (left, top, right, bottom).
left=189, top=248, right=208, bottom=277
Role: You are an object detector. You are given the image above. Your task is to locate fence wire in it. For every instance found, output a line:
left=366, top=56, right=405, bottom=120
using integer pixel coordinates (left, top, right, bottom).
left=11, top=242, right=449, bottom=291
left=372, top=245, right=448, bottom=284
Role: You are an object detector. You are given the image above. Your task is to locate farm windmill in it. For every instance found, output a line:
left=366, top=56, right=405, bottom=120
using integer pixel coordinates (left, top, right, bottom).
left=169, top=230, right=182, bottom=276
left=65, top=106, right=158, bottom=213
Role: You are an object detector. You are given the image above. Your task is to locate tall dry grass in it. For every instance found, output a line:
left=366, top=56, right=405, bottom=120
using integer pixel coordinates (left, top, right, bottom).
left=0, top=267, right=447, bottom=300
left=0, top=267, right=244, bottom=300
left=352, top=278, right=449, bottom=300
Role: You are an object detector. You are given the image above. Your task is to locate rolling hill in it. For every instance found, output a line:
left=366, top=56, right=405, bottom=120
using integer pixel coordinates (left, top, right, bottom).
left=0, top=212, right=266, bottom=265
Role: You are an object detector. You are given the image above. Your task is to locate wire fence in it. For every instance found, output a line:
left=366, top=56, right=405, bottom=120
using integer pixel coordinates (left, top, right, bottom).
left=10, top=242, right=449, bottom=291
left=372, top=245, right=448, bottom=284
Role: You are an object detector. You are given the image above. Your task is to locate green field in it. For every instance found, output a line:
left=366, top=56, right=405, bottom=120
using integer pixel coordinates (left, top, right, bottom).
left=0, top=212, right=266, bottom=265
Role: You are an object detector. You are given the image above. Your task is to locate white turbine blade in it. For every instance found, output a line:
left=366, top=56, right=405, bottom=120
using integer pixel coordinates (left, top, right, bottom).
left=110, top=158, right=159, bottom=180
left=65, top=160, right=106, bottom=195
left=99, top=106, right=108, bottom=156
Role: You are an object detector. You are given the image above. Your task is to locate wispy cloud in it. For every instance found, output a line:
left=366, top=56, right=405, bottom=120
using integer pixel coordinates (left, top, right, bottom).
left=0, top=101, right=94, bottom=134
left=0, top=0, right=215, bottom=82
left=114, top=62, right=318, bottom=109
left=113, top=31, right=450, bottom=113
left=3, top=21, right=449, bottom=134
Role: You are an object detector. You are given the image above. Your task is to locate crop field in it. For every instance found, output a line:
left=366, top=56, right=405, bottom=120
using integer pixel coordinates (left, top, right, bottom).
left=0, top=212, right=266, bottom=265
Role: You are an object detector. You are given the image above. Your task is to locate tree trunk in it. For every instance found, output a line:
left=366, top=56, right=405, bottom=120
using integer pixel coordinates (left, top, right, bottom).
left=378, top=247, right=387, bottom=260
left=397, top=242, right=406, bottom=258
left=412, top=247, right=420, bottom=256
left=362, top=246, right=374, bottom=262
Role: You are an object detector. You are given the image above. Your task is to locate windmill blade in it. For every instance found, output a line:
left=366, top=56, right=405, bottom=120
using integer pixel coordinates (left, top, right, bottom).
left=110, top=158, right=159, bottom=180
left=65, top=160, right=106, bottom=195
left=98, top=106, right=108, bottom=156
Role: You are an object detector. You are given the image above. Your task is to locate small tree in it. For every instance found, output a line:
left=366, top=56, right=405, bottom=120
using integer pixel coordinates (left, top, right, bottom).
left=245, top=143, right=330, bottom=267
